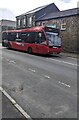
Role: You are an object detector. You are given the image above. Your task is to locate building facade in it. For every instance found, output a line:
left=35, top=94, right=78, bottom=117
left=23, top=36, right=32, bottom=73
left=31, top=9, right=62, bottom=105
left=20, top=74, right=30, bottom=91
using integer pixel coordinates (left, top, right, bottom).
left=16, top=3, right=60, bottom=29
left=36, top=8, right=79, bottom=53
left=16, top=3, right=78, bottom=53
left=0, top=19, right=16, bottom=42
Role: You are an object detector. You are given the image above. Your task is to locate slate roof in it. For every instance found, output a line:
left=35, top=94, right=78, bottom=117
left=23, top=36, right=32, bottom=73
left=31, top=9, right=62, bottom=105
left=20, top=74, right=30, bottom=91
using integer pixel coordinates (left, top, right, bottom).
left=36, top=8, right=79, bottom=21
left=16, top=3, right=60, bottom=17
left=17, top=5, right=47, bottom=17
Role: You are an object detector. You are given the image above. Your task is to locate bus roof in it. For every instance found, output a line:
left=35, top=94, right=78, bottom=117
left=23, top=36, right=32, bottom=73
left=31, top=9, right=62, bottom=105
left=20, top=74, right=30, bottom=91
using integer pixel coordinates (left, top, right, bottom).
left=2, top=26, right=44, bottom=33
left=2, top=26, right=59, bottom=33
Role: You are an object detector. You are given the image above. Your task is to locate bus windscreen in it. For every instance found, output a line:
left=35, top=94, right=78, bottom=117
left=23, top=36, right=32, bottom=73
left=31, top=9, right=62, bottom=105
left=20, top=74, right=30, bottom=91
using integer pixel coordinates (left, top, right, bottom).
left=44, top=27, right=59, bottom=35
left=44, top=27, right=61, bottom=47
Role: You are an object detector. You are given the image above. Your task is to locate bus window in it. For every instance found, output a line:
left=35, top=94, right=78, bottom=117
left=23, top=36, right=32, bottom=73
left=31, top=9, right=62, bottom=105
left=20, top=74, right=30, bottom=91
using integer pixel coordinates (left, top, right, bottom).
left=8, top=32, right=16, bottom=41
left=15, top=32, right=22, bottom=42
left=44, top=27, right=61, bottom=47
left=27, top=32, right=38, bottom=43
left=20, top=32, right=28, bottom=42
left=2, top=32, right=8, bottom=46
left=38, top=32, right=46, bottom=44
left=2, top=32, right=8, bottom=40
left=44, top=26, right=60, bottom=36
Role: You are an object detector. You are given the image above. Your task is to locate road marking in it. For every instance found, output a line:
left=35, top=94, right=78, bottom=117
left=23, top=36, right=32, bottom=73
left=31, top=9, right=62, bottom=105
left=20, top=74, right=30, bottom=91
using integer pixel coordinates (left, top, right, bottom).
left=67, top=57, right=77, bottom=60
left=46, top=58, right=78, bottom=66
left=59, top=81, right=71, bottom=88
left=55, top=110, right=63, bottom=115
left=43, top=75, right=50, bottom=79
left=9, top=60, right=16, bottom=64
left=29, top=68, right=36, bottom=73
left=6, top=58, right=10, bottom=62
left=0, top=86, right=32, bottom=120
left=6, top=59, right=16, bottom=64
left=55, top=105, right=69, bottom=115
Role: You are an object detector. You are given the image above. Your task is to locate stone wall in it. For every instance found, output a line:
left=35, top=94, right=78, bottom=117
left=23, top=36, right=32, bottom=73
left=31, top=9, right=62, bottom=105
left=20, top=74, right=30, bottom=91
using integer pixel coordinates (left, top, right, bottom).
left=39, top=15, right=78, bottom=53
left=61, top=16, right=78, bottom=53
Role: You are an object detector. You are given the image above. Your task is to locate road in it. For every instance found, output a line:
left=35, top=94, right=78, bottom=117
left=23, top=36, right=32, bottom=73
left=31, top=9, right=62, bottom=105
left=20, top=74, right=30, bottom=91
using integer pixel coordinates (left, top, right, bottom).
left=1, top=47, right=77, bottom=119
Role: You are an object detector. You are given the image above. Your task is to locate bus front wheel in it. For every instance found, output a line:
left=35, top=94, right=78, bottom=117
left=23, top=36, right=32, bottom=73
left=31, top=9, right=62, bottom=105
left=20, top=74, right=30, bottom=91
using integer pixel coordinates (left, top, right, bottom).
left=7, top=43, right=11, bottom=49
left=28, top=47, right=32, bottom=54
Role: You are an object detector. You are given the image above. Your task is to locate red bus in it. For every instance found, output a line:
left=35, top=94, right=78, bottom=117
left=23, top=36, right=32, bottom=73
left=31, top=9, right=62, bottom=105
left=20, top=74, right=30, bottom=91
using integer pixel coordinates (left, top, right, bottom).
left=2, top=26, right=62, bottom=55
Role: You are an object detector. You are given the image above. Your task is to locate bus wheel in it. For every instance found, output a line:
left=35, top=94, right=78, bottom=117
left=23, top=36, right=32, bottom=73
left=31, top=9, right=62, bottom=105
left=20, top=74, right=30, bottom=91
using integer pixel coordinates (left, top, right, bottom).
left=7, top=43, right=11, bottom=49
left=28, top=47, right=32, bottom=54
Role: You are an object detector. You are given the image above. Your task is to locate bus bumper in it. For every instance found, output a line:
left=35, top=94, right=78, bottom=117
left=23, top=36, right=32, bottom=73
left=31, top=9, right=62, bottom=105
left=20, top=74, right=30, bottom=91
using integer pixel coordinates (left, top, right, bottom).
left=49, top=47, right=62, bottom=54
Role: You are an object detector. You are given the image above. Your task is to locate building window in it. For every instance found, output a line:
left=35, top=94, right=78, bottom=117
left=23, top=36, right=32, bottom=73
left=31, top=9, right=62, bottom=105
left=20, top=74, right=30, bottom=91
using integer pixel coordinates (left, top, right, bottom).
left=29, top=16, right=32, bottom=25
left=61, top=23, right=66, bottom=30
left=22, top=17, right=26, bottom=27
left=17, top=19, right=20, bottom=28
left=28, top=16, right=32, bottom=27
left=32, top=16, right=35, bottom=26
left=36, top=22, right=41, bottom=26
left=42, top=22, right=46, bottom=26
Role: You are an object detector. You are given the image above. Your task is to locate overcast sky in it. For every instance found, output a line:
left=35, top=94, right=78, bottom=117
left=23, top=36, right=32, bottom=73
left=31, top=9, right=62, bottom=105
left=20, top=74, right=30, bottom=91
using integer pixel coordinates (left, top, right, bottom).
left=0, top=0, right=78, bottom=20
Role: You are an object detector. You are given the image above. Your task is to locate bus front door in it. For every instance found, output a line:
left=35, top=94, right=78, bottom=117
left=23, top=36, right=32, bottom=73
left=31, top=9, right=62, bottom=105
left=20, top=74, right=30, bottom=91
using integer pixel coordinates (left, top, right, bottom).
left=36, top=41, right=48, bottom=54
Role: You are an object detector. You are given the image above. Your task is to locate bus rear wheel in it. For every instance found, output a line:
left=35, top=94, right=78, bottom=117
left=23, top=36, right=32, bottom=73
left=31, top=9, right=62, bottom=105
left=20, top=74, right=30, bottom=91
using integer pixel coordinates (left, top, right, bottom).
left=28, top=47, right=32, bottom=54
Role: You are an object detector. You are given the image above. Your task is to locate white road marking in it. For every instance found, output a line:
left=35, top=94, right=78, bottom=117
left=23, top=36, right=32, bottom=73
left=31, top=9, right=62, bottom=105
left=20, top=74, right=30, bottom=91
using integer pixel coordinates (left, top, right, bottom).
left=67, top=57, right=77, bottom=60
left=59, top=81, right=71, bottom=88
left=55, top=110, right=63, bottom=115
left=6, top=59, right=10, bottom=62
left=55, top=105, right=69, bottom=115
left=46, top=58, right=78, bottom=66
left=0, top=86, right=32, bottom=120
left=6, top=59, right=16, bottom=64
left=43, top=75, right=50, bottom=79
left=29, top=68, right=36, bottom=73
left=9, top=60, right=16, bottom=64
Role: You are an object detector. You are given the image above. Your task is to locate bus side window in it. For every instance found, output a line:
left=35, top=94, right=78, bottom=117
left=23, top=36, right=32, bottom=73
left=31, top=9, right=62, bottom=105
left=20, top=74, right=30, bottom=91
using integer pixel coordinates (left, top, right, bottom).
left=20, top=32, right=28, bottom=43
left=15, top=32, right=22, bottom=42
left=27, top=33, right=30, bottom=43
left=8, top=32, right=16, bottom=41
left=38, top=32, right=46, bottom=44
left=2, top=32, right=8, bottom=40
left=27, top=32, right=37, bottom=43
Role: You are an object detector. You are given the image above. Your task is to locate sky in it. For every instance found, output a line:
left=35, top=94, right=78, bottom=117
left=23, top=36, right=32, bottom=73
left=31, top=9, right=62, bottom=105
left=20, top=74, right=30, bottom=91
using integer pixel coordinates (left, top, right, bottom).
left=0, top=0, right=79, bottom=21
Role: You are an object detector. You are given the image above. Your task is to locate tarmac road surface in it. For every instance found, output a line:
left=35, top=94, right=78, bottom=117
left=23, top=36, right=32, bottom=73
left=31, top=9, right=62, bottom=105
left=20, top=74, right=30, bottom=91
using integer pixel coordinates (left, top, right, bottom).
left=1, top=47, right=78, bottom=119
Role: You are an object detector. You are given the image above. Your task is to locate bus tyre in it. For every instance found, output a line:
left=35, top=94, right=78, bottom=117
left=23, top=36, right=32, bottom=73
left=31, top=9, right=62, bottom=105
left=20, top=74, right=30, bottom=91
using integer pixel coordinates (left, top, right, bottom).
left=7, top=43, right=11, bottom=49
left=28, top=47, right=32, bottom=54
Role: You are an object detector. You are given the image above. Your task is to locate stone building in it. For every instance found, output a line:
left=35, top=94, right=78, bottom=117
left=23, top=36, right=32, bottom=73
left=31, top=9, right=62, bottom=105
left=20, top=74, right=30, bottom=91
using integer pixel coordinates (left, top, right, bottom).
left=36, top=8, right=79, bottom=53
left=0, top=19, right=16, bottom=42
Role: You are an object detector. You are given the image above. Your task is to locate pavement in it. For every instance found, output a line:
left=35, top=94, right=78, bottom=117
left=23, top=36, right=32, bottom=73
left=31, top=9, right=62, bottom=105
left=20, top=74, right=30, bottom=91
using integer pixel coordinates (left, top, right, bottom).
left=2, top=93, right=25, bottom=119
left=60, top=52, right=78, bottom=59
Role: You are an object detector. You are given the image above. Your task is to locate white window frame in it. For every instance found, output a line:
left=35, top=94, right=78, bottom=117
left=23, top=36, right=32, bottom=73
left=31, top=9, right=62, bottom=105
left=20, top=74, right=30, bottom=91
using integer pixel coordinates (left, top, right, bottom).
left=17, top=19, right=20, bottom=28
left=61, top=23, right=66, bottom=30
left=22, top=17, right=26, bottom=27
left=36, top=22, right=41, bottom=26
